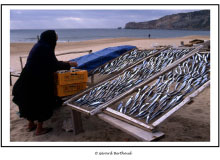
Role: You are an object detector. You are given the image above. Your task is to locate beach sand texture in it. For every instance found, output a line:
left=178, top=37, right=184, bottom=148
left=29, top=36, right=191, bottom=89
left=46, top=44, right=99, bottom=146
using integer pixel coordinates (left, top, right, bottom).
left=10, top=36, right=210, bottom=142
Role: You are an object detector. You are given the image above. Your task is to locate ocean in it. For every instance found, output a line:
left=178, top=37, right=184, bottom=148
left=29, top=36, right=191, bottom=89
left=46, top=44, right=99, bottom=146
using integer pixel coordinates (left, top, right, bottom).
left=10, top=29, right=210, bottom=43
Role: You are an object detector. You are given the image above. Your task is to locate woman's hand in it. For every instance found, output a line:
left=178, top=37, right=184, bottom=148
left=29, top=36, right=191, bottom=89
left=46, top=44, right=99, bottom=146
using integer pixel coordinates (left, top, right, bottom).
left=68, top=61, right=78, bottom=67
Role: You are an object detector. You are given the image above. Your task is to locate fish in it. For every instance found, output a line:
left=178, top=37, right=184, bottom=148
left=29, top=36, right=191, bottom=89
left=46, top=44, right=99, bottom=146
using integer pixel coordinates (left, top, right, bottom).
left=141, top=85, right=149, bottom=93
left=149, top=110, right=163, bottom=121
left=139, top=103, right=150, bottom=112
left=75, top=94, right=88, bottom=104
left=134, top=88, right=141, bottom=102
left=178, top=81, right=187, bottom=92
left=119, top=106, right=124, bottom=113
left=162, top=97, right=177, bottom=112
left=89, top=101, right=104, bottom=107
left=159, top=94, right=168, bottom=103
left=123, top=96, right=133, bottom=113
left=200, top=65, right=207, bottom=75
left=135, top=109, right=148, bottom=118
left=129, top=103, right=141, bottom=115
left=116, top=101, right=123, bottom=111
left=134, top=79, right=143, bottom=85
left=145, top=113, right=151, bottom=124
left=145, top=95, right=161, bottom=111
left=175, top=82, right=180, bottom=91
left=200, top=77, right=208, bottom=85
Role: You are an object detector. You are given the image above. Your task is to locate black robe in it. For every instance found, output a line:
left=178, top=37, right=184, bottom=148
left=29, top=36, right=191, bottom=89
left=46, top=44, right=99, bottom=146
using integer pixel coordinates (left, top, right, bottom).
left=12, top=30, right=70, bottom=122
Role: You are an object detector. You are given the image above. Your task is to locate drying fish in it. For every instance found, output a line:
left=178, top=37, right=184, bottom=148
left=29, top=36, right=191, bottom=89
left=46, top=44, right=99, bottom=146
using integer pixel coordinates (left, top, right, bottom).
left=72, top=49, right=210, bottom=126
left=116, top=101, right=123, bottom=111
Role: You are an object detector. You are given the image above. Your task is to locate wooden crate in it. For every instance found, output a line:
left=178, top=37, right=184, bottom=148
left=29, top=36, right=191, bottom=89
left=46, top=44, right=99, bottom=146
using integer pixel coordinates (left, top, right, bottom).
left=54, top=69, right=88, bottom=85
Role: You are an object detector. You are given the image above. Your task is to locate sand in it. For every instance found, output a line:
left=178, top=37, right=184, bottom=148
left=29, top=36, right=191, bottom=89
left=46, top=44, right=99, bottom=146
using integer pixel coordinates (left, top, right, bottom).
left=10, top=35, right=210, bottom=142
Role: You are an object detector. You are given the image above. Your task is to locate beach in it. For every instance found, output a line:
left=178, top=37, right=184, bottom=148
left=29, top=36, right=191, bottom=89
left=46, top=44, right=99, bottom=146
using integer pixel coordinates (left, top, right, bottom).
left=10, top=35, right=210, bottom=142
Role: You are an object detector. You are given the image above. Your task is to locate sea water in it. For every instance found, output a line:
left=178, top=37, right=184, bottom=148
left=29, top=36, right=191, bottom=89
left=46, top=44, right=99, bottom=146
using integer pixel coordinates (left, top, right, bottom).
left=10, top=29, right=210, bottom=43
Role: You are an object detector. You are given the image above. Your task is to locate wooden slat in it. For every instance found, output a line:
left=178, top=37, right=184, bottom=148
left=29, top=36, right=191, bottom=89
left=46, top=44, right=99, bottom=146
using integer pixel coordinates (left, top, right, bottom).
left=97, top=113, right=164, bottom=141
left=152, top=80, right=210, bottom=127
left=66, top=103, right=90, bottom=115
left=10, top=72, right=21, bottom=77
left=56, top=50, right=92, bottom=56
left=104, top=108, right=154, bottom=131
left=90, top=45, right=202, bottom=115
left=19, top=50, right=93, bottom=59
left=18, top=50, right=93, bottom=71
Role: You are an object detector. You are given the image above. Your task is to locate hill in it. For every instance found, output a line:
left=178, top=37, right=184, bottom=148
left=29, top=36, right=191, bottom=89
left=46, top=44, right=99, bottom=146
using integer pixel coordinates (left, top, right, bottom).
left=125, top=10, right=210, bottom=30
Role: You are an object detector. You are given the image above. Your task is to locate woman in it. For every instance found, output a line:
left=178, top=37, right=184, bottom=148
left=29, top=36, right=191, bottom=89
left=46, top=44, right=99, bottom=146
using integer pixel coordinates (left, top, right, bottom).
left=12, top=30, right=77, bottom=136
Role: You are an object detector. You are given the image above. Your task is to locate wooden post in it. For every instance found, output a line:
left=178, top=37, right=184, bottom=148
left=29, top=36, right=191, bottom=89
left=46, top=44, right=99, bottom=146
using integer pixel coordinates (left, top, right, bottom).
left=180, top=41, right=184, bottom=46
left=10, top=72, right=12, bottom=86
left=70, top=109, right=84, bottom=135
left=89, top=50, right=94, bottom=85
left=91, top=75, right=94, bottom=85
left=19, top=56, right=24, bottom=70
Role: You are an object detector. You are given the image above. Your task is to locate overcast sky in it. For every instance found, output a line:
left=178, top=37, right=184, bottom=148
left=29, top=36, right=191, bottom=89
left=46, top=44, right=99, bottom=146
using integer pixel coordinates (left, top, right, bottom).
left=10, top=10, right=198, bottom=29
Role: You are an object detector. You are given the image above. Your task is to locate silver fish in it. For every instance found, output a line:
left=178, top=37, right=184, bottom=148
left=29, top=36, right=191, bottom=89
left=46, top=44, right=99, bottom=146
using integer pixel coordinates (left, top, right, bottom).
left=123, top=96, right=134, bottom=113
left=89, top=101, right=104, bottom=107
left=117, top=101, right=123, bottom=111
left=178, top=81, right=187, bottom=92
left=134, top=88, right=141, bottom=102
left=141, top=85, right=149, bottom=93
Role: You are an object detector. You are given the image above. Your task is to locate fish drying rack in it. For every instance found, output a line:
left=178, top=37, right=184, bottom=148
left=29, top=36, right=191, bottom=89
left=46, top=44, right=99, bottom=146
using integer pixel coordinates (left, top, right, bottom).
left=64, top=42, right=210, bottom=141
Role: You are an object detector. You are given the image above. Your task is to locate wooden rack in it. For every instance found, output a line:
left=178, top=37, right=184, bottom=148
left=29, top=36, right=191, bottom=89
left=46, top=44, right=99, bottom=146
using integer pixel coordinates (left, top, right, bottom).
left=66, top=44, right=210, bottom=140
left=90, top=45, right=202, bottom=116
left=65, top=46, right=201, bottom=116
left=64, top=47, right=168, bottom=114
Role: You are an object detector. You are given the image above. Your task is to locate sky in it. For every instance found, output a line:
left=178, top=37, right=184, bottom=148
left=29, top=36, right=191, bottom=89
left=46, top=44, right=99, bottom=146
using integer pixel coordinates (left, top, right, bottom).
left=10, top=10, right=199, bottom=29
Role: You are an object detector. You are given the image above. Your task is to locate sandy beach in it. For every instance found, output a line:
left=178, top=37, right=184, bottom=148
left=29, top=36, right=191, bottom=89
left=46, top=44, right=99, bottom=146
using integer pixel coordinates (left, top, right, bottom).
left=10, top=35, right=210, bottom=142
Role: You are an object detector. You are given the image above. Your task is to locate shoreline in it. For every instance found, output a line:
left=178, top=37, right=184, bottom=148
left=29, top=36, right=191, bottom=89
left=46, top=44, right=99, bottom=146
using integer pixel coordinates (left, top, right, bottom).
left=10, top=35, right=210, bottom=44
left=10, top=35, right=210, bottom=53
left=10, top=35, right=210, bottom=71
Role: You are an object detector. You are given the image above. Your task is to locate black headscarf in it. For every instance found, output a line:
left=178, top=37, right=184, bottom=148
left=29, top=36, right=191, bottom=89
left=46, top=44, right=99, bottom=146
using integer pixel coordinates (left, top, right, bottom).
left=39, top=30, right=57, bottom=51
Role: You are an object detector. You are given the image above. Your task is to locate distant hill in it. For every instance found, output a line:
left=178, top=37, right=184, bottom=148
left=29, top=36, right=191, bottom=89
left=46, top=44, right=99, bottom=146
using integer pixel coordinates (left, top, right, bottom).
left=125, top=10, right=210, bottom=31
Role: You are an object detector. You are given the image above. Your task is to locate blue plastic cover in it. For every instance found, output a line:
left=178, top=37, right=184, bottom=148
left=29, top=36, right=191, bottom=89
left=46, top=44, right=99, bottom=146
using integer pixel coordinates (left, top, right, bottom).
left=69, top=45, right=136, bottom=72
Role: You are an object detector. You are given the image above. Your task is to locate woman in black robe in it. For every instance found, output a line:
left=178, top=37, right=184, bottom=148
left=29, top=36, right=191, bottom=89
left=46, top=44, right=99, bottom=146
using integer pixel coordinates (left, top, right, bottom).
left=12, top=30, right=77, bottom=135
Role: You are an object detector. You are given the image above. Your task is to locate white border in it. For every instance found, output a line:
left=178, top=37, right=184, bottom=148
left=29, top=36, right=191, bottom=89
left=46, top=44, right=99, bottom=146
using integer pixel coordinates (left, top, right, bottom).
left=2, top=4, right=219, bottom=147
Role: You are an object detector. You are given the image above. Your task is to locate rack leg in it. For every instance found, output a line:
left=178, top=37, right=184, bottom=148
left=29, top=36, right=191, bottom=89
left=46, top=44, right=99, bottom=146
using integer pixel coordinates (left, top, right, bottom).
left=70, top=109, right=84, bottom=135
left=10, top=73, right=12, bottom=86
left=91, top=75, right=94, bottom=85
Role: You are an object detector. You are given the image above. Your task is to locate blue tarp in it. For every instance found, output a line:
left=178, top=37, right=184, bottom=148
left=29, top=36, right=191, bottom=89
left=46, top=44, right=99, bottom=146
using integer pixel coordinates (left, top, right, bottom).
left=69, top=45, right=136, bottom=72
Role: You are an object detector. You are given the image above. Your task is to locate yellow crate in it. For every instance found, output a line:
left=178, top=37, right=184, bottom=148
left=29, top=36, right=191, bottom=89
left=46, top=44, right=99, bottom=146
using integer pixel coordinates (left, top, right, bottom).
left=54, top=69, right=88, bottom=85
left=55, top=82, right=87, bottom=97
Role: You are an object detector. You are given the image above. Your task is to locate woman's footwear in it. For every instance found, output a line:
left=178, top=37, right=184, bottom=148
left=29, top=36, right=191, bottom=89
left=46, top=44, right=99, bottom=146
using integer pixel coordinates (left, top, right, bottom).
left=34, top=128, right=53, bottom=136
left=26, top=124, right=37, bottom=132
